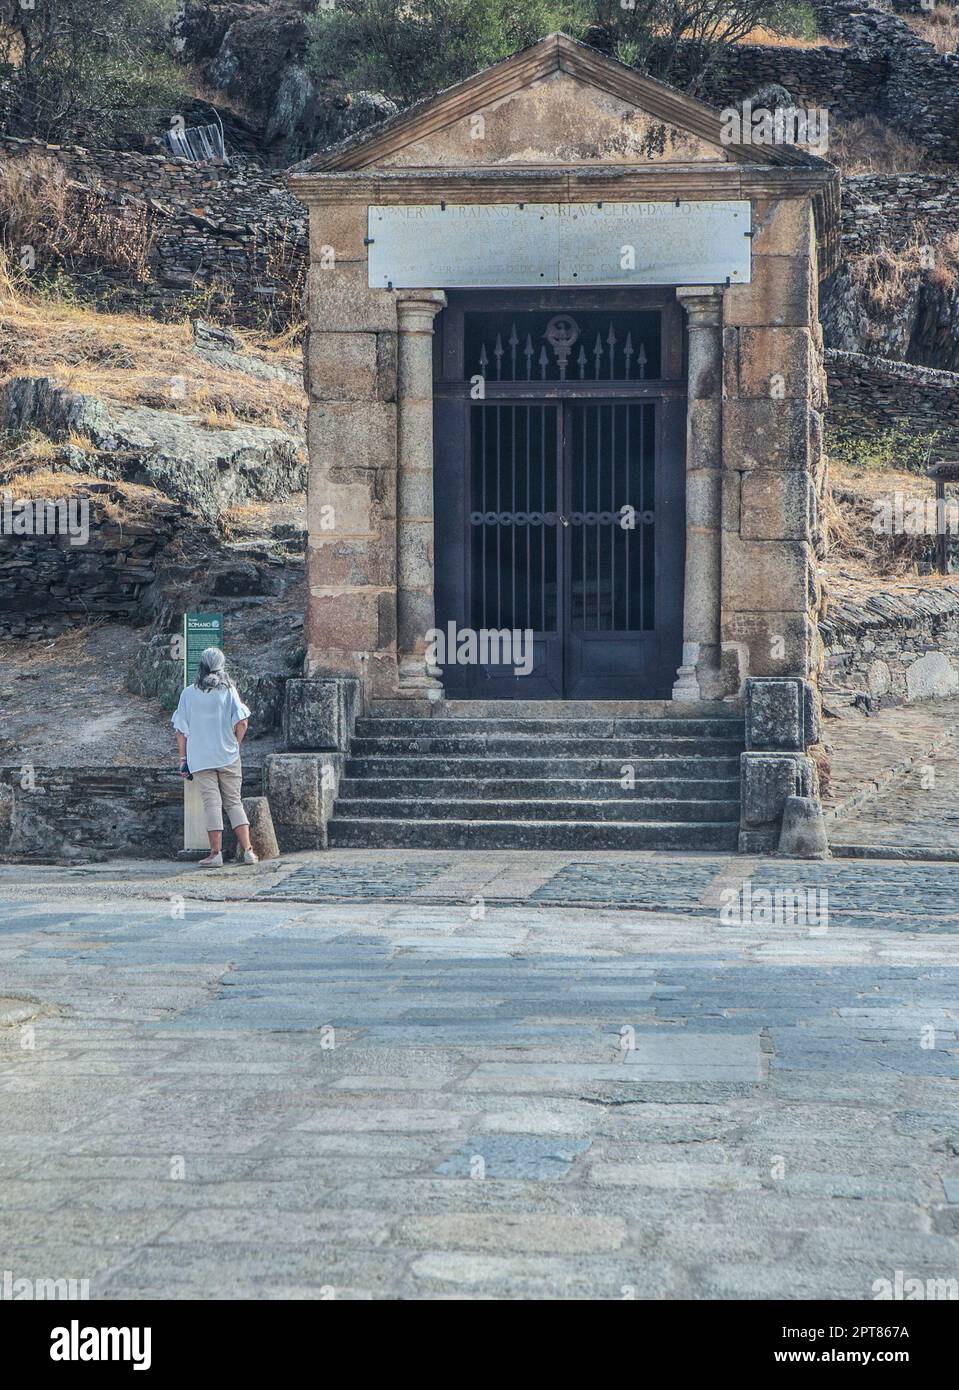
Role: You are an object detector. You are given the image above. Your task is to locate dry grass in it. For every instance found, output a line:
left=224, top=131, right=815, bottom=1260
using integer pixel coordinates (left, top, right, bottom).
left=737, top=27, right=842, bottom=48
left=824, top=454, right=953, bottom=580
left=0, top=252, right=306, bottom=430
left=845, top=230, right=959, bottom=324
left=901, top=4, right=959, bottom=54
left=0, top=153, right=156, bottom=280
left=0, top=466, right=161, bottom=522
left=827, top=116, right=936, bottom=174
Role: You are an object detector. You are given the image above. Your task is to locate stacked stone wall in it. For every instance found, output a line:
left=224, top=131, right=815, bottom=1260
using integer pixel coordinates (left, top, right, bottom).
left=0, top=136, right=308, bottom=326
left=825, top=349, right=959, bottom=454
left=821, top=585, right=959, bottom=705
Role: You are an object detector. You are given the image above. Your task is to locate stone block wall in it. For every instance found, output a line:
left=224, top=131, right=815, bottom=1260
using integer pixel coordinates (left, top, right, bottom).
left=720, top=195, right=826, bottom=690
left=0, top=762, right=262, bottom=861
left=820, top=586, right=959, bottom=706
left=302, top=206, right=399, bottom=699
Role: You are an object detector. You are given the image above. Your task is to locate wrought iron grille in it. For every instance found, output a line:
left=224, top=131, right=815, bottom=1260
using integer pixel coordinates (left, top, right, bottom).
left=464, top=310, right=661, bottom=384
left=468, top=401, right=655, bottom=634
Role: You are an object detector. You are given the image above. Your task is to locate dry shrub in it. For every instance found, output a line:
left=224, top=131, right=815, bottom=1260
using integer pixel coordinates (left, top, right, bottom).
left=848, top=243, right=920, bottom=318
left=0, top=467, right=165, bottom=531
left=828, top=116, right=934, bottom=174
left=0, top=152, right=156, bottom=281
left=247, top=221, right=307, bottom=335
left=928, top=230, right=959, bottom=293
left=902, top=4, right=959, bottom=54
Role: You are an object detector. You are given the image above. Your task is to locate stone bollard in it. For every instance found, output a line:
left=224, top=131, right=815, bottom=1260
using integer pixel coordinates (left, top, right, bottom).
left=778, top=795, right=829, bottom=860
left=227, top=796, right=280, bottom=862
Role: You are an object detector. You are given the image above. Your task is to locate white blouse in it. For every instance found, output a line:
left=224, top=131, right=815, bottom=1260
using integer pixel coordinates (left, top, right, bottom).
left=172, top=685, right=251, bottom=773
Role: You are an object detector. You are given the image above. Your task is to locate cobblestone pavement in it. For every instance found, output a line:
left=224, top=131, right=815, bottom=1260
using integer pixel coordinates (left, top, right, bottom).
left=0, top=852, right=957, bottom=1300
left=826, top=699, right=959, bottom=856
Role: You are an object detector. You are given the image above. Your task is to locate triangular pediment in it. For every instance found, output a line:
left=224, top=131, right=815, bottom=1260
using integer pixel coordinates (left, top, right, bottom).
left=304, top=33, right=823, bottom=173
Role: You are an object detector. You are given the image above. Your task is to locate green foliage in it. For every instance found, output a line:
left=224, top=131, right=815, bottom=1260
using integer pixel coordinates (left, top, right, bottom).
left=826, top=423, right=944, bottom=476
left=307, top=0, right=566, bottom=106
left=0, top=0, right=186, bottom=142
left=306, top=0, right=819, bottom=106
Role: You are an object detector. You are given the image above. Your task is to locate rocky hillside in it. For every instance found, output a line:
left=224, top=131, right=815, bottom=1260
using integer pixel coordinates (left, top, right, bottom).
left=0, top=0, right=958, bottom=762
left=0, top=271, right=308, bottom=746
left=173, top=0, right=397, bottom=162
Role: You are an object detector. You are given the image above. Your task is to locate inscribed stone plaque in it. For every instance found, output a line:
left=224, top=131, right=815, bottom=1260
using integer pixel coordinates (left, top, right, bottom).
left=368, top=201, right=751, bottom=288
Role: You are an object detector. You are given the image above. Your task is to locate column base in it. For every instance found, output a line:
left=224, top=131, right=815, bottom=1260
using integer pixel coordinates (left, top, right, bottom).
left=672, top=642, right=703, bottom=702
left=396, top=655, right=444, bottom=701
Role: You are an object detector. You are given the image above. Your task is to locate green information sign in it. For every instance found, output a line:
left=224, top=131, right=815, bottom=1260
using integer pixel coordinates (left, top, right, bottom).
left=183, top=611, right=224, bottom=687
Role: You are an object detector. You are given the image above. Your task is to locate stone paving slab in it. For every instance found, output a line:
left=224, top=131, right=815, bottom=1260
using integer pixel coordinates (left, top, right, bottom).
left=0, top=855, right=957, bottom=1299
left=826, top=698, right=959, bottom=856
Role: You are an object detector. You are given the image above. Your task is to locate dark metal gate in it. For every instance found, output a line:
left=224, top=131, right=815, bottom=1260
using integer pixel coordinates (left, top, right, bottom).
left=434, top=292, right=686, bottom=699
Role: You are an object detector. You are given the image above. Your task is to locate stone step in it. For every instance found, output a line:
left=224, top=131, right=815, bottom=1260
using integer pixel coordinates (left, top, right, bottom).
left=345, top=755, right=743, bottom=779
left=335, top=797, right=741, bottom=823
left=338, top=775, right=739, bottom=801
left=327, top=817, right=741, bottom=851
left=349, top=734, right=744, bottom=758
left=355, top=716, right=745, bottom=739
left=370, top=698, right=737, bottom=719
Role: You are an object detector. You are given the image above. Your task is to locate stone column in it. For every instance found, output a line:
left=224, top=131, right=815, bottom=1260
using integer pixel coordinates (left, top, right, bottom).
left=672, top=285, right=724, bottom=702
left=395, top=291, right=446, bottom=699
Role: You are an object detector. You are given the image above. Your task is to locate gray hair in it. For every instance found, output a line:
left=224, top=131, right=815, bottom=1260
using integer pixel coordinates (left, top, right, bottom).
left=194, top=646, right=234, bottom=692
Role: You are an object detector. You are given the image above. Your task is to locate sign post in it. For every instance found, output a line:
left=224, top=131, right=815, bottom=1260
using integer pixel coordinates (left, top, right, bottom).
left=180, top=612, right=224, bottom=857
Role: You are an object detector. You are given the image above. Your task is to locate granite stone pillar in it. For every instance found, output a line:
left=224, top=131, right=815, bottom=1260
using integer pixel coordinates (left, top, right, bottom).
left=673, top=285, right=724, bottom=702
left=395, top=291, right=446, bottom=699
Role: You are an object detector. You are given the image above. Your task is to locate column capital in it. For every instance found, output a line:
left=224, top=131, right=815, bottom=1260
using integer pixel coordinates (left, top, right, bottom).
left=396, top=291, right=447, bottom=332
left=674, top=285, right=724, bottom=327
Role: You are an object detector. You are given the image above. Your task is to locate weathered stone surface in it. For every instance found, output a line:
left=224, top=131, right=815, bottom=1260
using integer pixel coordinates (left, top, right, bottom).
left=724, top=253, right=813, bottom=329
left=308, top=203, right=369, bottom=263
left=725, top=326, right=816, bottom=402
left=778, top=794, right=829, bottom=859
left=306, top=332, right=381, bottom=401
left=750, top=196, right=814, bottom=260
left=283, top=677, right=360, bottom=752
left=0, top=379, right=306, bottom=522
left=904, top=651, right=959, bottom=703
left=821, top=584, right=959, bottom=708
left=746, top=677, right=819, bottom=752
left=740, top=470, right=815, bottom=542
left=722, top=537, right=814, bottom=615
left=306, top=400, right=396, bottom=476
left=722, top=399, right=813, bottom=472
left=224, top=795, right=280, bottom=860
left=305, top=263, right=396, bottom=334
left=264, top=751, right=342, bottom=850
left=724, top=612, right=819, bottom=682
left=741, top=750, right=815, bottom=828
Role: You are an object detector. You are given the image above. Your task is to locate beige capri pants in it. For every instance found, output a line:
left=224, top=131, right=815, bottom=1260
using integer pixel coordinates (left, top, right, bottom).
left=193, top=763, right=249, bottom=834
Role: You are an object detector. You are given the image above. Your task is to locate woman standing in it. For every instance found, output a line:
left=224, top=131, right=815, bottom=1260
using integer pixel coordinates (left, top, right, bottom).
left=172, top=647, right=258, bottom=867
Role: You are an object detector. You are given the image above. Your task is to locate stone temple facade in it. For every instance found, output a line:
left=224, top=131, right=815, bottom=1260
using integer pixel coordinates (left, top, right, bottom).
left=280, top=34, right=839, bottom=854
